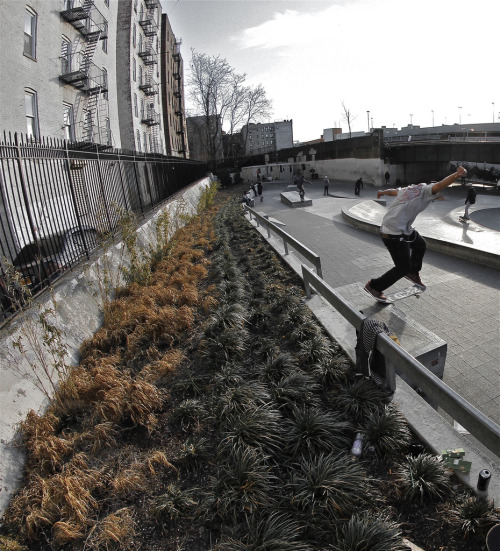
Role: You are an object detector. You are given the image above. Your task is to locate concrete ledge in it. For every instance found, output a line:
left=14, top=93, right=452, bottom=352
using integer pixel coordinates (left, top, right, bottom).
left=336, top=282, right=447, bottom=379
left=280, top=191, right=312, bottom=208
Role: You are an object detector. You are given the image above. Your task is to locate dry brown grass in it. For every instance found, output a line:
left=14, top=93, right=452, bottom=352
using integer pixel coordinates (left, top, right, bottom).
left=144, top=450, right=177, bottom=476
left=87, top=507, right=136, bottom=550
left=3, top=205, right=219, bottom=548
left=20, top=411, right=73, bottom=475
left=141, top=349, right=186, bottom=383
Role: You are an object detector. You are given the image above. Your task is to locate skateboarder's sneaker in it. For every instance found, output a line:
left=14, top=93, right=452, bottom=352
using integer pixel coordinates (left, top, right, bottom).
left=405, top=273, right=426, bottom=291
left=364, top=281, right=390, bottom=303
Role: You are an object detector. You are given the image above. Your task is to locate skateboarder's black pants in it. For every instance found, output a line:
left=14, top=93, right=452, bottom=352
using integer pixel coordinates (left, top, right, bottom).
left=370, top=230, right=426, bottom=292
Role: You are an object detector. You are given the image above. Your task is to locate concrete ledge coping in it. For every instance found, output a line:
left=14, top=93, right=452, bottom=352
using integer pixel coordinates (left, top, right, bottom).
left=280, top=191, right=312, bottom=208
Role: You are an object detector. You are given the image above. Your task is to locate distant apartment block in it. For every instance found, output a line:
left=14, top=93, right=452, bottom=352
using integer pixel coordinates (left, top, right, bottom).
left=241, top=120, right=293, bottom=155
left=0, top=0, right=186, bottom=156
left=160, top=15, right=188, bottom=157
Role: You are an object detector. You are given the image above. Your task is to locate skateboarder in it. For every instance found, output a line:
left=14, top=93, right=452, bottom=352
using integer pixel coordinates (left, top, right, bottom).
left=364, top=166, right=467, bottom=302
left=323, top=175, right=330, bottom=196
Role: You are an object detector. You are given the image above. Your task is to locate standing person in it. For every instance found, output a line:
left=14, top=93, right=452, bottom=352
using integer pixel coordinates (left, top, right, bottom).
left=384, top=170, right=390, bottom=186
left=323, top=175, right=330, bottom=196
left=364, top=166, right=467, bottom=302
left=251, top=182, right=258, bottom=198
left=462, top=185, right=476, bottom=221
left=354, top=178, right=363, bottom=196
left=257, top=180, right=263, bottom=202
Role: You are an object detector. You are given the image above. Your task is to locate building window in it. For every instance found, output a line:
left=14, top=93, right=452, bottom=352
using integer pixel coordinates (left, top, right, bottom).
left=139, top=65, right=143, bottom=86
left=25, top=90, right=39, bottom=139
left=143, top=132, right=147, bottom=152
left=102, top=67, right=108, bottom=99
left=61, top=35, right=71, bottom=73
left=24, top=7, right=37, bottom=59
left=134, top=94, right=138, bottom=117
left=102, top=20, right=108, bottom=52
left=132, top=57, right=136, bottom=81
left=63, top=102, right=75, bottom=141
left=134, top=0, right=138, bottom=12
left=133, top=25, right=136, bottom=48
left=104, top=0, right=109, bottom=6
left=136, top=130, right=141, bottom=151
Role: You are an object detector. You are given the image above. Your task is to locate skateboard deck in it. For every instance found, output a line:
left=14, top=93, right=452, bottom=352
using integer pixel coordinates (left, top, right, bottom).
left=384, top=285, right=425, bottom=303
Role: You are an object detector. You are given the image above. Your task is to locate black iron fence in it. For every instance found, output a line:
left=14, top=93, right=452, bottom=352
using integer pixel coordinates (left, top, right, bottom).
left=0, top=132, right=208, bottom=319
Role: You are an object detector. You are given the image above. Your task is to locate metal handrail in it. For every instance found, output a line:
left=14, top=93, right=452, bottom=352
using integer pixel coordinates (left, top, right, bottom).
left=245, top=205, right=322, bottom=277
left=301, top=264, right=500, bottom=458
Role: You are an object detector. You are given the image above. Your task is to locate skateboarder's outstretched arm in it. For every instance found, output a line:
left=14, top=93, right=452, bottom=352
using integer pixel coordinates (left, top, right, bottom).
left=431, top=166, right=467, bottom=194
left=377, top=189, right=397, bottom=199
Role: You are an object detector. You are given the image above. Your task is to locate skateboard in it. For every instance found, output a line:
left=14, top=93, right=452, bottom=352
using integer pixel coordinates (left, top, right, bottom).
left=384, top=285, right=425, bottom=303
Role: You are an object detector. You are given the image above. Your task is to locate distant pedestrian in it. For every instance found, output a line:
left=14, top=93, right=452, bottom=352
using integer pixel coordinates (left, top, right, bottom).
left=257, top=181, right=263, bottom=201
left=364, top=166, right=467, bottom=303
left=462, top=185, right=476, bottom=221
left=354, top=178, right=363, bottom=196
left=251, top=182, right=258, bottom=198
left=385, top=170, right=390, bottom=186
left=323, top=175, right=330, bottom=196
left=241, top=190, right=251, bottom=207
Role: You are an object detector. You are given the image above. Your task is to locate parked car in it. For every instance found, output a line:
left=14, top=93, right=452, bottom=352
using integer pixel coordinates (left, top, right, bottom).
left=12, top=226, right=100, bottom=291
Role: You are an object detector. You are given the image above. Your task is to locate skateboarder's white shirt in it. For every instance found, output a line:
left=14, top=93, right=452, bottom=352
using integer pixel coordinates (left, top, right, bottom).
left=381, top=183, right=442, bottom=236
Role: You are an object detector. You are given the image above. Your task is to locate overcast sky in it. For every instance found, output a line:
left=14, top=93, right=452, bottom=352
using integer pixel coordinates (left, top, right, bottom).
left=160, top=0, right=499, bottom=142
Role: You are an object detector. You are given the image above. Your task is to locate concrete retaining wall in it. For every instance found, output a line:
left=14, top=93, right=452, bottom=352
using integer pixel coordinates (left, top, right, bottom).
left=241, top=158, right=385, bottom=186
left=0, top=177, right=212, bottom=515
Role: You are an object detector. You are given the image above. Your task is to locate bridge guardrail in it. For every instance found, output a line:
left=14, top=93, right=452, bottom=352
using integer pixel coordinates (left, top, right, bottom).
left=301, top=264, right=500, bottom=458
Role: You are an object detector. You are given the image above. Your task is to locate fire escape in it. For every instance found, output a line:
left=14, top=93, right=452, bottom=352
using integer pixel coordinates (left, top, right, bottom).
left=173, top=39, right=187, bottom=158
left=59, top=0, right=111, bottom=148
left=139, top=0, right=161, bottom=153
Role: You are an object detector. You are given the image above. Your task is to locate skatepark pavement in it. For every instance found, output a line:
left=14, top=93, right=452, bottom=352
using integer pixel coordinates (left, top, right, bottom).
left=244, top=177, right=499, bottom=499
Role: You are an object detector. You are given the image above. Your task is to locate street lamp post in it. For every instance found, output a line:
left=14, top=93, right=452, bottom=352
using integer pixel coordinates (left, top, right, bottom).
left=458, top=106, right=462, bottom=124
left=431, top=110, right=434, bottom=127
left=493, top=102, right=495, bottom=123
left=409, top=114, right=413, bottom=126
left=367, top=111, right=370, bottom=132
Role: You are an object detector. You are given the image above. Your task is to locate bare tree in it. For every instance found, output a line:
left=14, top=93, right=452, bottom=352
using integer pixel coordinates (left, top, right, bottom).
left=188, top=50, right=244, bottom=170
left=341, top=101, right=356, bottom=139
left=188, top=50, right=273, bottom=168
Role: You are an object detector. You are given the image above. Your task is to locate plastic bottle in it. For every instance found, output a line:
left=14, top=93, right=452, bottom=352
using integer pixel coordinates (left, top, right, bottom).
left=351, top=433, right=363, bottom=457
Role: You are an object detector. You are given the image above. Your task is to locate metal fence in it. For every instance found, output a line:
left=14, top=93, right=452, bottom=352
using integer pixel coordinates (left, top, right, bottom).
left=0, top=132, right=208, bottom=319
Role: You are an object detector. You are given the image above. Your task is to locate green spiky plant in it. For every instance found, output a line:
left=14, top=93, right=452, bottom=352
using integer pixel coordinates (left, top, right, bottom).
left=169, top=398, right=207, bottom=432
left=219, top=405, right=284, bottom=457
left=271, top=371, right=321, bottom=410
left=213, top=512, right=312, bottom=551
left=362, top=404, right=412, bottom=460
left=396, top=453, right=451, bottom=504
left=332, top=378, right=391, bottom=423
left=152, top=484, right=198, bottom=521
left=284, top=406, right=353, bottom=457
left=290, top=452, right=371, bottom=522
left=207, top=446, right=278, bottom=523
left=176, top=436, right=212, bottom=473
left=332, top=511, right=407, bottom=551
left=260, top=352, right=298, bottom=384
left=448, top=494, right=500, bottom=538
